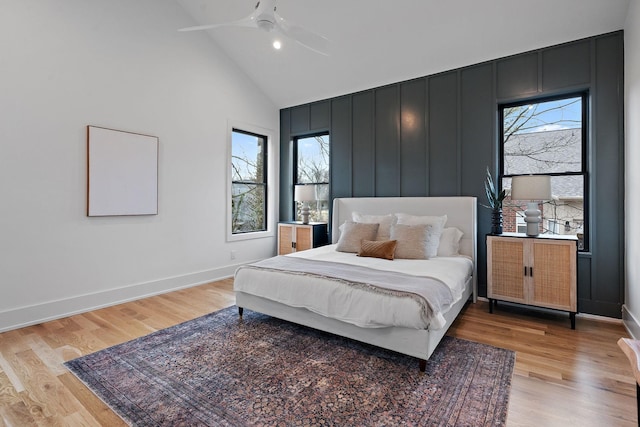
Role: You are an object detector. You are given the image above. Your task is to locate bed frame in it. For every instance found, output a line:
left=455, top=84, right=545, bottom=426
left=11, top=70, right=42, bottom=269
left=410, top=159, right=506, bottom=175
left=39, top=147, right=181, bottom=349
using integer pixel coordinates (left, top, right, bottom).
left=235, top=196, right=477, bottom=370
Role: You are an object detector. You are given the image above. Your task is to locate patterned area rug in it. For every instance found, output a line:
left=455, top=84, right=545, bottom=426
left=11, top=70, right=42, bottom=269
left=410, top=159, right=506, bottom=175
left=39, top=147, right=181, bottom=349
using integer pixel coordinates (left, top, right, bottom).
left=65, top=307, right=514, bottom=426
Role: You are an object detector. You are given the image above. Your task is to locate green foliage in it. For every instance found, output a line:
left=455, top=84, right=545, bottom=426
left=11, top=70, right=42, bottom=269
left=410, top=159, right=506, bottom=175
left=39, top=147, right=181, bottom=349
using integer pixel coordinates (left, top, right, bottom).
left=484, top=167, right=506, bottom=210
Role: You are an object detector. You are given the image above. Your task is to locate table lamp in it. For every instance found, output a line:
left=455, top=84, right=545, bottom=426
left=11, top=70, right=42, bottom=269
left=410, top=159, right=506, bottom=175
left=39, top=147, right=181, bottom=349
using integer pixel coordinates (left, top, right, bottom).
left=294, top=184, right=316, bottom=224
left=510, top=175, right=551, bottom=236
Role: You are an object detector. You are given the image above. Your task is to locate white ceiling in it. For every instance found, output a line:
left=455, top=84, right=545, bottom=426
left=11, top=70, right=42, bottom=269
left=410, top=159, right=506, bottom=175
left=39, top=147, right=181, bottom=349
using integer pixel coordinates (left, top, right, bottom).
left=176, top=0, right=630, bottom=109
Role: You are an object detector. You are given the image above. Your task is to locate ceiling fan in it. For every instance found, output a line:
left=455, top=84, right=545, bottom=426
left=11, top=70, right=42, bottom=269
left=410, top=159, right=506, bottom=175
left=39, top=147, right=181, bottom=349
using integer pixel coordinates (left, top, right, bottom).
left=178, top=0, right=329, bottom=56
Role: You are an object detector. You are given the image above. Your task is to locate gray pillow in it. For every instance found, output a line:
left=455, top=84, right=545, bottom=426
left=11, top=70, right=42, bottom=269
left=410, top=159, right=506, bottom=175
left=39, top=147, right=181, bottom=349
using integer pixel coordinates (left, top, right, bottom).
left=395, top=214, right=447, bottom=258
left=336, top=222, right=380, bottom=253
left=351, top=212, right=397, bottom=241
left=391, top=223, right=432, bottom=259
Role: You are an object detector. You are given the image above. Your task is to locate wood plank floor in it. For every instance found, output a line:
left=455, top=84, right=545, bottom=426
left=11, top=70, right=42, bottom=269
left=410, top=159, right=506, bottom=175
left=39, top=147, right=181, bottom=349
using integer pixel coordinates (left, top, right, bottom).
left=0, top=278, right=635, bottom=426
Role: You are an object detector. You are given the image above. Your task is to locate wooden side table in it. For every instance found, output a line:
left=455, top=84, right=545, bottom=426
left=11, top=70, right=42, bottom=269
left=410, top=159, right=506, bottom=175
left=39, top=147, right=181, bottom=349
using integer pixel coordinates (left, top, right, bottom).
left=487, top=233, right=578, bottom=328
left=278, top=222, right=328, bottom=255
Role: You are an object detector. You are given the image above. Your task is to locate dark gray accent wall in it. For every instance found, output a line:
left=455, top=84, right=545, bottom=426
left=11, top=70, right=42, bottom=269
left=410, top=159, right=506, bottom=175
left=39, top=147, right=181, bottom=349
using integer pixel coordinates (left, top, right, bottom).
left=279, top=31, right=625, bottom=318
left=400, top=79, right=427, bottom=196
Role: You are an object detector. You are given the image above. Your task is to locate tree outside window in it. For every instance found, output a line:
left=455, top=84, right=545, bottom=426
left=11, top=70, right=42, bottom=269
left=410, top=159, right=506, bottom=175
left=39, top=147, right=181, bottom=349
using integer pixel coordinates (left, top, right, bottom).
left=500, top=94, right=587, bottom=250
left=294, top=134, right=330, bottom=222
left=231, top=129, right=267, bottom=234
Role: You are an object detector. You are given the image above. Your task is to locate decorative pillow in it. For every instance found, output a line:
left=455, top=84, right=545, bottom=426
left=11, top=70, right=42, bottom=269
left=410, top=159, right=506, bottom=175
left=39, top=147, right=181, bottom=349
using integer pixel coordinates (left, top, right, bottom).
left=358, top=239, right=397, bottom=260
left=437, top=227, right=464, bottom=257
left=390, top=224, right=433, bottom=259
left=395, top=213, right=448, bottom=228
left=351, top=212, right=397, bottom=241
left=336, top=222, right=380, bottom=253
left=395, top=213, right=447, bottom=258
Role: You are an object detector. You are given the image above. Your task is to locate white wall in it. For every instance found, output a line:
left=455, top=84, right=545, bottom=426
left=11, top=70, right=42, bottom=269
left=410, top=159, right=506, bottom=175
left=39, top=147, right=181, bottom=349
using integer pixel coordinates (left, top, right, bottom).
left=0, top=1, right=279, bottom=331
left=624, top=1, right=640, bottom=337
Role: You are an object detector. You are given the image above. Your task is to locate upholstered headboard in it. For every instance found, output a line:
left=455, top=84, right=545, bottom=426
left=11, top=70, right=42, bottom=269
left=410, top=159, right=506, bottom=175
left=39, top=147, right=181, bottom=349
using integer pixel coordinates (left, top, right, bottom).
left=331, top=197, right=478, bottom=298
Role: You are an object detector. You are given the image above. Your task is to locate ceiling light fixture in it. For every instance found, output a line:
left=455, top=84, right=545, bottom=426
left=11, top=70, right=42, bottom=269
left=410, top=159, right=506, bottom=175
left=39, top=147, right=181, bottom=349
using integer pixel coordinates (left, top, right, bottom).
left=178, top=0, right=329, bottom=56
left=273, top=40, right=282, bottom=50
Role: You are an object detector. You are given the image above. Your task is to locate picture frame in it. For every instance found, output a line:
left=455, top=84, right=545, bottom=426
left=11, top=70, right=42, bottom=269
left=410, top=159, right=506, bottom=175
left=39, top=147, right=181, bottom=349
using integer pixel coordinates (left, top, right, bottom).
left=87, top=125, right=158, bottom=216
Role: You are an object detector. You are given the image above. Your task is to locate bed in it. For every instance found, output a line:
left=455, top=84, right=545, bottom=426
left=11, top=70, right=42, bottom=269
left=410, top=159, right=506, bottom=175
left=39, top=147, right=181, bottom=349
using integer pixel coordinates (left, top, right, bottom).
left=234, top=196, right=477, bottom=370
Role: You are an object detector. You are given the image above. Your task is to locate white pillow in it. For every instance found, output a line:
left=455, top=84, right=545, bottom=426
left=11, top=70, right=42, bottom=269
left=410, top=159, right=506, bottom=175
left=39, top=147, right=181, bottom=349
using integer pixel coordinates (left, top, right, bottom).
left=336, top=221, right=380, bottom=253
left=395, top=213, right=447, bottom=258
left=395, top=213, right=447, bottom=228
left=437, top=227, right=464, bottom=257
left=351, top=212, right=397, bottom=241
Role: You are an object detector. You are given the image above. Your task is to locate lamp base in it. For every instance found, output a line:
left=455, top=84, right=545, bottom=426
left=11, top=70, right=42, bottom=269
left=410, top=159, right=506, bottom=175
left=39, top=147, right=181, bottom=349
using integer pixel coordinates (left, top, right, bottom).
left=523, top=201, right=541, bottom=236
left=300, top=203, right=310, bottom=225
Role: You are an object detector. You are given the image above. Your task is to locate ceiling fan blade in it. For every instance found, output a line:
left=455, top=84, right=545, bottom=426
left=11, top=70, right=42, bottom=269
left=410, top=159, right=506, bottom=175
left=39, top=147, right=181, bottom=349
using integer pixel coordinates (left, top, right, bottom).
left=178, top=23, right=224, bottom=32
left=274, top=13, right=329, bottom=56
left=178, top=12, right=258, bottom=32
left=287, top=26, right=330, bottom=56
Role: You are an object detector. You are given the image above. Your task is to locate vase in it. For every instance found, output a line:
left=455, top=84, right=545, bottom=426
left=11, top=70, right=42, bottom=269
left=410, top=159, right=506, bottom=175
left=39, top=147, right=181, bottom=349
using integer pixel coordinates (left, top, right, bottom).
left=491, top=209, right=503, bottom=235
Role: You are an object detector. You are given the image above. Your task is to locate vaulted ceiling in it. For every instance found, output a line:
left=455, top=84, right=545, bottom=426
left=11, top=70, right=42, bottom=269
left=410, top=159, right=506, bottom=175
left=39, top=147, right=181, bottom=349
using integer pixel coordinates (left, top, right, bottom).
left=176, top=0, right=630, bottom=108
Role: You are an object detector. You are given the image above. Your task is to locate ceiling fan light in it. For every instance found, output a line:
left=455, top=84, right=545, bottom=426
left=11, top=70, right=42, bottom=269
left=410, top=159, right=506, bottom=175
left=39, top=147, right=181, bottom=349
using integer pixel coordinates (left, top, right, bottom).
left=257, top=18, right=275, bottom=32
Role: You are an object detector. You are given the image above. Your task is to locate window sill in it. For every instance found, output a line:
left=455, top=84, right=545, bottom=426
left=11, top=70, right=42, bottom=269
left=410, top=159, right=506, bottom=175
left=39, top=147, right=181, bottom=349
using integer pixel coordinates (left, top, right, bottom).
left=227, top=229, right=275, bottom=242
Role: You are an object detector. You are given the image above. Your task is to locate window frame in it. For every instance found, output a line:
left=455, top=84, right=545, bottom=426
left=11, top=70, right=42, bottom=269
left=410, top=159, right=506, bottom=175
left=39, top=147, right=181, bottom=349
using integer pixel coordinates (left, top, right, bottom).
left=292, top=132, right=330, bottom=222
left=227, top=121, right=276, bottom=242
left=498, top=92, right=589, bottom=251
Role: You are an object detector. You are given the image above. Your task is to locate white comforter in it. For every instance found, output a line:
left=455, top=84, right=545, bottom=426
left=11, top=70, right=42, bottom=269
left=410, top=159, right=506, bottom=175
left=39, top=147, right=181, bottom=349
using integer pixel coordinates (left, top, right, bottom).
left=234, top=244, right=473, bottom=330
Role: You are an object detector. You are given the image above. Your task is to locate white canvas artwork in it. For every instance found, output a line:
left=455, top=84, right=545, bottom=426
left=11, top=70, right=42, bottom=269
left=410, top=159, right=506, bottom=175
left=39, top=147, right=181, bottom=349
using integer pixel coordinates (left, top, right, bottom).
left=87, top=126, right=158, bottom=216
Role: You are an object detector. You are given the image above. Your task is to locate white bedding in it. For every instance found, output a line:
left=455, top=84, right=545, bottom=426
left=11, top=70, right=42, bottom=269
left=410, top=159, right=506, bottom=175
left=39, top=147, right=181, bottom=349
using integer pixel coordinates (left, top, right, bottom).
left=234, top=244, right=473, bottom=330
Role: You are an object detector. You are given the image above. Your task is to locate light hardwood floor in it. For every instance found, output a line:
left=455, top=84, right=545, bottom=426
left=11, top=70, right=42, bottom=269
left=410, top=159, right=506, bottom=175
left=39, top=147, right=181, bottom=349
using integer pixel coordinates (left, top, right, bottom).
left=0, top=278, right=635, bottom=426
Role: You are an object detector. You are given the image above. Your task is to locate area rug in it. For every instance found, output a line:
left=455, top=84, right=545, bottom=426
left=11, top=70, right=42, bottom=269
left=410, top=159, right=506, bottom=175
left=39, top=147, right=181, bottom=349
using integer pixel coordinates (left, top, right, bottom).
left=65, top=306, right=514, bottom=426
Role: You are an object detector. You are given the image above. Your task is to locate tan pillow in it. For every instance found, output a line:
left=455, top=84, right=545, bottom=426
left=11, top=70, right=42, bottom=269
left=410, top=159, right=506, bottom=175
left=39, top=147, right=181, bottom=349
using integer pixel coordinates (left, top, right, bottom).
left=336, top=222, right=380, bottom=253
left=351, top=212, right=397, bottom=241
left=390, top=223, right=432, bottom=259
left=358, top=240, right=397, bottom=260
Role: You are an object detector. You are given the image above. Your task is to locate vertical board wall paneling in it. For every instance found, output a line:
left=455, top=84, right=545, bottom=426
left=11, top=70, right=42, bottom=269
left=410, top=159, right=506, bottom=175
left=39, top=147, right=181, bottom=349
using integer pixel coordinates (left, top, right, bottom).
left=279, top=31, right=625, bottom=317
left=352, top=91, right=376, bottom=197
left=279, top=109, right=293, bottom=221
left=330, top=96, right=353, bottom=199
left=588, top=33, right=625, bottom=317
left=309, top=101, right=331, bottom=132
left=375, top=85, right=400, bottom=196
left=541, top=40, right=591, bottom=91
left=400, top=79, right=428, bottom=196
left=496, top=53, right=538, bottom=100
left=290, top=105, right=310, bottom=134
left=428, top=72, right=459, bottom=196
left=460, top=63, right=496, bottom=296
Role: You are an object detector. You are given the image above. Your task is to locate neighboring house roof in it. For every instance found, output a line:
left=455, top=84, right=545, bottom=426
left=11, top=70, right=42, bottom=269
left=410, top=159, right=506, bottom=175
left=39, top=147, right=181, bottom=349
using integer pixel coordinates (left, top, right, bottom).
left=504, top=129, right=583, bottom=199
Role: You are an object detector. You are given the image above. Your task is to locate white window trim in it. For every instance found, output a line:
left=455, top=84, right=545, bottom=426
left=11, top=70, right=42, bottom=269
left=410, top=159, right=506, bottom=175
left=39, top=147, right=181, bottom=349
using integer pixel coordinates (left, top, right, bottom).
left=226, top=120, right=278, bottom=242
left=516, top=213, right=527, bottom=234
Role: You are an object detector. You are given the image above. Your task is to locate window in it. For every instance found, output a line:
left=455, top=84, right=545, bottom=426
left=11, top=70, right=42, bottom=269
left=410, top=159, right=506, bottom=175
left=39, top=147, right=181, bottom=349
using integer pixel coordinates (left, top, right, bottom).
left=294, top=133, right=330, bottom=222
left=516, top=214, right=527, bottom=234
left=231, top=129, right=267, bottom=234
left=500, top=94, right=587, bottom=250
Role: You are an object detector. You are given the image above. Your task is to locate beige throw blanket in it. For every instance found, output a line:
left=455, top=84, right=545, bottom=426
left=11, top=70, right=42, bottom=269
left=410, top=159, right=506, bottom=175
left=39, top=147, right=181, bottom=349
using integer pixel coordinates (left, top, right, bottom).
left=236, top=256, right=454, bottom=327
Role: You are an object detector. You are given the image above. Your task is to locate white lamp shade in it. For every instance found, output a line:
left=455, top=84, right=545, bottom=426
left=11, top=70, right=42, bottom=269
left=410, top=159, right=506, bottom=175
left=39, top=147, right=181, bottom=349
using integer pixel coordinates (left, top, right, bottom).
left=294, top=184, right=316, bottom=201
left=511, top=175, right=551, bottom=201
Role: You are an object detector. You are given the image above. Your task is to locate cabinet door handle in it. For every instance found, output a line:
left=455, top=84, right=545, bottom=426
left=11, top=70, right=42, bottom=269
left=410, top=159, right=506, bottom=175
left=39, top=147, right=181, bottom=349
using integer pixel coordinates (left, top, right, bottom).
left=529, top=267, right=533, bottom=277
left=524, top=266, right=528, bottom=276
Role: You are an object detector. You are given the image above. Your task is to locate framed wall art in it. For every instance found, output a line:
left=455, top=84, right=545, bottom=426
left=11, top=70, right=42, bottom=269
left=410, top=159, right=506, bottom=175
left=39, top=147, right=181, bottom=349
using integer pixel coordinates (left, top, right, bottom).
left=87, top=125, right=158, bottom=216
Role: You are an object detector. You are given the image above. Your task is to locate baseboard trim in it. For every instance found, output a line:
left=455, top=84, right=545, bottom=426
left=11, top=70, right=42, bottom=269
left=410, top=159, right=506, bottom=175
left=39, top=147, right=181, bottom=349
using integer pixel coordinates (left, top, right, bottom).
left=0, top=261, right=256, bottom=333
left=622, top=305, right=640, bottom=339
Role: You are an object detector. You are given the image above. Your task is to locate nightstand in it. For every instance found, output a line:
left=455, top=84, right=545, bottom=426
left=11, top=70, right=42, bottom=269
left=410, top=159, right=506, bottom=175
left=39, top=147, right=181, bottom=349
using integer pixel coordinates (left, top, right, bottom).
left=487, top=233, right=578, bottom=329
left=278, top=222, right=328, bottom=255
